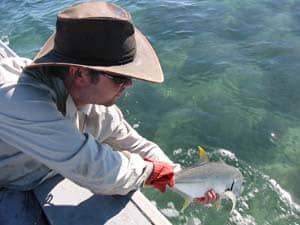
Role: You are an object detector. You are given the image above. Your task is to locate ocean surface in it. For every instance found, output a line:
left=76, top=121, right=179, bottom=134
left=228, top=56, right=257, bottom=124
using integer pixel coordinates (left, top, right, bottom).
left=1, top=0, right=300, bottom=224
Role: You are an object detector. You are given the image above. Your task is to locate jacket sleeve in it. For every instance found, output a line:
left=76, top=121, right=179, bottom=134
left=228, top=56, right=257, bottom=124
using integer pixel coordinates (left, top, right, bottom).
left=0, top=62, right=152, bottom=195
left=96, top=105, right=177, bottom=166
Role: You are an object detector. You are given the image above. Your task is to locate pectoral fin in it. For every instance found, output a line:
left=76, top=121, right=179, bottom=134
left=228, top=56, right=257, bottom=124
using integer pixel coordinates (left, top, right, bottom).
left=215, top=198, right=222, bottom=210
left=224, top=191, right=237, bottom=213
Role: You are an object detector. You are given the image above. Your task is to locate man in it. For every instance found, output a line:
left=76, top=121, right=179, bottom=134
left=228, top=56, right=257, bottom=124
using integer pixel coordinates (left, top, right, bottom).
left=0, top=1, right=217, bottom=221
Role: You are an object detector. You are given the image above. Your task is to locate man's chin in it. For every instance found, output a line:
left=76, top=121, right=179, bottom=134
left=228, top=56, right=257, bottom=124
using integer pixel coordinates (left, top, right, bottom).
left=95, top=96, right=119, bottom=107
left=102, top=99, right=118, bottom=107
left=103, top=103, right=114, bottom=107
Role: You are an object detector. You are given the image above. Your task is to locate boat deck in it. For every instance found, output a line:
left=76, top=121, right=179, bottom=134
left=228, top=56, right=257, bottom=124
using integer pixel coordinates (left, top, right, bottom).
left=34, top=175, right=172, bottom=225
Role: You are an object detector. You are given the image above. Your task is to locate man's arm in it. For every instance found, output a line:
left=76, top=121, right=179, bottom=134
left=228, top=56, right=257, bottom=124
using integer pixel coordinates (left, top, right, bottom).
left=0, top=70, right=152, bottom=195
left=99, top=105, right=176, bottom=165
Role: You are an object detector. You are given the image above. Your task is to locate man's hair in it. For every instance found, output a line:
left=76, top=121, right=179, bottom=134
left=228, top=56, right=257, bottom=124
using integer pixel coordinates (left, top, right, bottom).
left=87, top=69, right=100, bottom=84
left=45, top=66, right=70, bottom=78
left=23, top=65, right=69, bottom=79
left=23, top=66, right=100, bottom=84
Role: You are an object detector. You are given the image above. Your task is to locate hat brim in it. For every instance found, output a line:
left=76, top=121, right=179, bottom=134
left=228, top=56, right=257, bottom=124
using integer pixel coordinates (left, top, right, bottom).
left=26, top=29, right=164, bottom=83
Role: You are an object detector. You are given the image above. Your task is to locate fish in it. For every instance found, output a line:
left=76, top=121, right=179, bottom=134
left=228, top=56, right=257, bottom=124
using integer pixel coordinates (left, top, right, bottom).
left=172, top=146, right=244, bottom=212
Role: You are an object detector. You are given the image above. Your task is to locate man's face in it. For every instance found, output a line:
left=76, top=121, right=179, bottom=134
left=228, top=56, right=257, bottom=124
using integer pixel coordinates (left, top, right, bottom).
left=68, top=67, right=133, bottom=108
left=86, top=71, right=133, bottom=106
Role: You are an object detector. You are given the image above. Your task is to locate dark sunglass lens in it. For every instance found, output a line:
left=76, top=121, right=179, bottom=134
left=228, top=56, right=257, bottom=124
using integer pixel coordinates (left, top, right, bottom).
left=113, top=76, right=131, bottom=84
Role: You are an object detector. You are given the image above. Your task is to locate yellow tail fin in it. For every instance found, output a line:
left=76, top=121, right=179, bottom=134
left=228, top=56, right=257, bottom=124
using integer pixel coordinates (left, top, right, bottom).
left=198, top=146, right=208, bottom=161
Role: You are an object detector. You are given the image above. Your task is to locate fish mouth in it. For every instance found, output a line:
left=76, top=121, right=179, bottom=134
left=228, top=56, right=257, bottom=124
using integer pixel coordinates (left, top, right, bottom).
left=230, top=180, right=235, bottom=191
left=225, top=180, right=235, bottom=192
left=227, top=179, right=245, bottom=197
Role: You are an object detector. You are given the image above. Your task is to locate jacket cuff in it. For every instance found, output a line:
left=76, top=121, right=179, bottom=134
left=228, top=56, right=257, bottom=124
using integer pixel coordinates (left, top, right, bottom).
left=143, top=161, right=154, bottom=187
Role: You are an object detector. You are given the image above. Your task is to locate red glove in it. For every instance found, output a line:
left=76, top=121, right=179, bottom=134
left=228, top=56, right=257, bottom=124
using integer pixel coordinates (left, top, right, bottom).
left=145, top=159, right=175, bottom=192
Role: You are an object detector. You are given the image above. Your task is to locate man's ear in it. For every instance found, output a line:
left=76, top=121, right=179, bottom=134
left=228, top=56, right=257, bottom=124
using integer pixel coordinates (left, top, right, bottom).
left=69, top=66, right=90, bottom=87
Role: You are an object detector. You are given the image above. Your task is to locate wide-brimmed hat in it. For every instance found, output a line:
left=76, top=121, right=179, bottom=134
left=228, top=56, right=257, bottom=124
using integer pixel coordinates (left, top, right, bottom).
left=26, top=1, right=164, bottom=83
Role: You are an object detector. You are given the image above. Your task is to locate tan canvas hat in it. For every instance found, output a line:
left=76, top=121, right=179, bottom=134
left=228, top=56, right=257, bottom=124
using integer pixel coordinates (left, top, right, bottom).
left=26, top=1, right=164, bottom=83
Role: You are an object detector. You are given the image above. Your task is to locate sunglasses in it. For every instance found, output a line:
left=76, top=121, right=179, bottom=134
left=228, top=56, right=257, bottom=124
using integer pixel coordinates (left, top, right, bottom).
left=101, top=73, right=132, bottom=85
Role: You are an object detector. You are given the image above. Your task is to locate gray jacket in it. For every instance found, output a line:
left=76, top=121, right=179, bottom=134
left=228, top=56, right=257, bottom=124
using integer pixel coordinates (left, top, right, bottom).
left=0, top=57, right=175, bottom=195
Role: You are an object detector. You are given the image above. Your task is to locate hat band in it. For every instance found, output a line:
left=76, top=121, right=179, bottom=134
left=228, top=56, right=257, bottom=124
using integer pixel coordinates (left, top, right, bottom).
left=52, top=47, right=136, bottom=66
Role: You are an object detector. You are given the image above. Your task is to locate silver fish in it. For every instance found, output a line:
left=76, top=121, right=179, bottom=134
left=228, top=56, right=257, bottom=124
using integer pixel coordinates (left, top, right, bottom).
left=173, top=161, right=244, bottom=212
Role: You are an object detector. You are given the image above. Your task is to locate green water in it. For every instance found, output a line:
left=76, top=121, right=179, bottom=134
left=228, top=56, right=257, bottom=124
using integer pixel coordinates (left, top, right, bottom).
left=1, top=0, right=300, bottom=224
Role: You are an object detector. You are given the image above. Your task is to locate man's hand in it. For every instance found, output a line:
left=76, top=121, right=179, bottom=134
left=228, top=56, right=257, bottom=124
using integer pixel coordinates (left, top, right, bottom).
left=193, top=189, right=219, bottom=204
left=145, top=159, right=175, bottom=192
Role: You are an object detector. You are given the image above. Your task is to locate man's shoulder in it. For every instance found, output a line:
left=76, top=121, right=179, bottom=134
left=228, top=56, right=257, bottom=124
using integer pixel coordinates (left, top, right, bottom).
left=0, top=57, right=32, bottom=74
left=0, top=57, right=32, bottom=84
left=0, top=58, right=63, bottom=120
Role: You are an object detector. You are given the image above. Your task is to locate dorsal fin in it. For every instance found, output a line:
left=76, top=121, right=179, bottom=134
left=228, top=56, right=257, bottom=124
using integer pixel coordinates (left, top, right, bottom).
left=198, top=146, right=209, bottom=162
